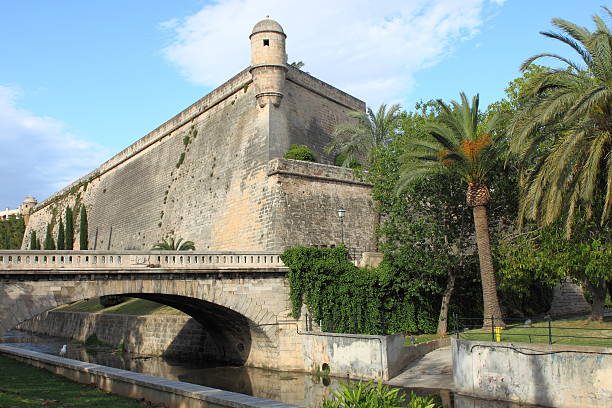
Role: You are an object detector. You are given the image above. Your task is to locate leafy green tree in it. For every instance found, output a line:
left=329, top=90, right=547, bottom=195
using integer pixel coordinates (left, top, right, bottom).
left=326, top=104, right=401, bottom=168
left=398, top=93, right=505, bottom=326
left=44, top=223, right=55, bottom=250
left=0, top=215, right=25, bottom=249
left=508, top=8, right=612, bottom=235
left=498, top=219, right=611, bottom=321
left=152, top=237, right=195, bottom=251
left=57, top=220, right=65, bottom=250
left=65, top=206, right=74, bottom=250
left=29, top=230, right=40, bottom=250
left=283, top=144, right=316, bottom=162
left=79, top=205, right=89, bottom=250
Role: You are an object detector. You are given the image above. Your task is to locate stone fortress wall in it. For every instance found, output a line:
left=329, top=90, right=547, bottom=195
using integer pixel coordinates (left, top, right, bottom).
left=23, top=20, right=377, bottom=254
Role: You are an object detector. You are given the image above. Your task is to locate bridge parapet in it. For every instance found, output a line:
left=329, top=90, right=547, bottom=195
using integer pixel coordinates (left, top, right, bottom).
left=0, top=250, right=285, bottom=271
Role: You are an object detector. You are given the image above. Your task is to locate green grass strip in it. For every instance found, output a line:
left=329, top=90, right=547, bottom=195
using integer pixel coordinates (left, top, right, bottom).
left=0, top=355, right=148, bottom=407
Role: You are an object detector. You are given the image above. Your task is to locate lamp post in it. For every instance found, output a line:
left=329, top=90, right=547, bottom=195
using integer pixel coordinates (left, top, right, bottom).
left=337, top=208, right=346, bottom=245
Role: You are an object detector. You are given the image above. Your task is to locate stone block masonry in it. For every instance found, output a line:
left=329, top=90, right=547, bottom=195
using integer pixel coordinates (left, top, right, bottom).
left=17, top=311, right=215, bottom=360
left=22, top=18, right=376, bottom=254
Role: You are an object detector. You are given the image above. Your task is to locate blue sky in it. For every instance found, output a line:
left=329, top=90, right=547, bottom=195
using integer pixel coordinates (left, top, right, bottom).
left=0, top=0, right=603, bottom=208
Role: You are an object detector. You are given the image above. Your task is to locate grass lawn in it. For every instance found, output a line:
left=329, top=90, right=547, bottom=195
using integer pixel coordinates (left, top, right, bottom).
left=0, top=355, right=149, bottom=407
left=458, top=316, right=612, bottom=347
left=54, top=298, right=186, bottom=316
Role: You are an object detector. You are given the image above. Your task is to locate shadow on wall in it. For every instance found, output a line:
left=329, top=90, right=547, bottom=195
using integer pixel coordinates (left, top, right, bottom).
left=15, top=294, right=274, bottom=368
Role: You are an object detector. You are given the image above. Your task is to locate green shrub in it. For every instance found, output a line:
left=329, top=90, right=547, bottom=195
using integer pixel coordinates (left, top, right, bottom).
left=99, top=295, right=127, bottom=308
left=284, top=144, right=316, bottom=162
left=322, top=380, right=439, bottom=408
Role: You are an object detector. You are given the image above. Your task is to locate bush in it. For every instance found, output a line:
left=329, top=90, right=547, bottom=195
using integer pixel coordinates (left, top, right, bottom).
left=99, top=295, right=127, bottom=308
left=322, top=380, right=439, bottom=408
left=284, top=145, right=316, bottom=162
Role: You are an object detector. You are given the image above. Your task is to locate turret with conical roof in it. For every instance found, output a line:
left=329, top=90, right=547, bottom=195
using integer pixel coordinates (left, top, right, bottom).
left=249, top=18, right=287, bottom=108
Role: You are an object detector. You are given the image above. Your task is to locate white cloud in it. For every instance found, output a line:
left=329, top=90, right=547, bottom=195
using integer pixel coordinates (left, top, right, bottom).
left=161, top=0, right=503, bottom=106
left=0, top=86, right=109, bottom=208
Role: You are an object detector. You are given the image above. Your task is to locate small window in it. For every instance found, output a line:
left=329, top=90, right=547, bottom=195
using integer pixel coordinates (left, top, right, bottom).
left=263, top=39, right=270, bottom=46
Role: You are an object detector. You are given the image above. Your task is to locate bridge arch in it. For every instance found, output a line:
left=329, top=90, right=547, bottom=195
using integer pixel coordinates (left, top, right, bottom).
left=1, top=276, right=288, bottom=368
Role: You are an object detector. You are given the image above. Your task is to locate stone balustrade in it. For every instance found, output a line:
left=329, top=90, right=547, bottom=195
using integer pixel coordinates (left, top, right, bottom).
left=0, top=250, right=285, bottom=271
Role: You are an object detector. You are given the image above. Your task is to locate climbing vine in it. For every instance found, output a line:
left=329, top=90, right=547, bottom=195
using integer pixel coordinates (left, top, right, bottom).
left=281, top=246, right=439, bottom=335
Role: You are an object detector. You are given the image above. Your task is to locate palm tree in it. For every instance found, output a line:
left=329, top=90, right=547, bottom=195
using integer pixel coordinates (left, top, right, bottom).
left=508, top=8, right=611, bottom=235
left=325, top=104, right=401, bottom=168
left=152, top=237, right=195, bottom=251
left=398, top=93, right=505, bottom=327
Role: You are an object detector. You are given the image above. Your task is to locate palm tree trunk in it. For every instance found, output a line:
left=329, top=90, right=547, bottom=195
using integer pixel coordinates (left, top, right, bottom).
left=472, top=205, right=505, bottom=327
left=437, top=267, right=456, bottom=336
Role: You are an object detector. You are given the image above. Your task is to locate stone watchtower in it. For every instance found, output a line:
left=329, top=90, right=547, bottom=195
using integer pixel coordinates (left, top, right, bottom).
left=249, top=18, right=287, bottom=107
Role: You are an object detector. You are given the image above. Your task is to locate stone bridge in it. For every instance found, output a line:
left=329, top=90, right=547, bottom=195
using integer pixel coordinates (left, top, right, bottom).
left=0, top=250, right=306, bottom=371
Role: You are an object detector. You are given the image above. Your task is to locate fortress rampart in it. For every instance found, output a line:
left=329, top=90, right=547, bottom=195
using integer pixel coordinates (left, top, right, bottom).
left=23, top=19, right=376, bottom=254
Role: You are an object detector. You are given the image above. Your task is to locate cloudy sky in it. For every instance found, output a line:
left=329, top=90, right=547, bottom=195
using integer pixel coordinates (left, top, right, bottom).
left=0, top=0, right=599, bottom=208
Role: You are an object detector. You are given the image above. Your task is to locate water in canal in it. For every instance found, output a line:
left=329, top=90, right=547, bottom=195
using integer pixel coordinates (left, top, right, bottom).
left=1, top=330, right=538, bottom=407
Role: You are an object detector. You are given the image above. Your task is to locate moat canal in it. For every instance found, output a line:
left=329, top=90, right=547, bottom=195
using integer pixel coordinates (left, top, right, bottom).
left=1, top=329, right=539, bottom=407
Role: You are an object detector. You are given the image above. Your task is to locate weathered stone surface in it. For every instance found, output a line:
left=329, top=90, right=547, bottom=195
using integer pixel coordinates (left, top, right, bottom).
left=22, top=21, right=374, bottom=255
left=548, top=278, right=592, bottom=318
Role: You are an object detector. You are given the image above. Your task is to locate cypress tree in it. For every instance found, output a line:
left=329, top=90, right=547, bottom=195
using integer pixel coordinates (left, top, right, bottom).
left=30, top=230, right=39, bottom=250
left=44, top=223, right=55, bottom=250
left=79, top=205, right=88, bottom=250
left=57, top=220, right=65, bottom=250
left=65, top=206, right=74, bottom=250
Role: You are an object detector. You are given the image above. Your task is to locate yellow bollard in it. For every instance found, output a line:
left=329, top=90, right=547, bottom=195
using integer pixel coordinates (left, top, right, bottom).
left=495, top=326, right=502, bottom=342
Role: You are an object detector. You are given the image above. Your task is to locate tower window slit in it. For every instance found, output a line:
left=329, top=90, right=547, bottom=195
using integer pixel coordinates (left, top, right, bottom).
left=263, top=39, right=269, bottom=46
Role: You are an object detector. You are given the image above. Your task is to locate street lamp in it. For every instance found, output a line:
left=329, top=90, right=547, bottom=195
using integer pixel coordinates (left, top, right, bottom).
left=337, top=208, right=346, bottom=245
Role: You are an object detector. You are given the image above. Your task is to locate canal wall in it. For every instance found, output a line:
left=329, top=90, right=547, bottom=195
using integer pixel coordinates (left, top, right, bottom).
left=0, top=344, right=299, bottom=408
left=18, top=310, right=449, bottom=381
left=301, top=332, right=450, bottom=380
left=17, top=311, right=215, bottom=360
left=452, top=338, right=612, bottom=407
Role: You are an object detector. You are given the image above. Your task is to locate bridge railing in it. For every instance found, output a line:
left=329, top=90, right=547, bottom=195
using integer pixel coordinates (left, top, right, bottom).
left=0, top=250, right=286, bottom=270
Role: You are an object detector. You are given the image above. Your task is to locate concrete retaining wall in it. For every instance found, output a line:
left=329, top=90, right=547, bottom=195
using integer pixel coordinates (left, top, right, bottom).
left=452, top=338, right=612, bottom=407
left=300, top=332, right=449, bottom=380
left=0, top=345, right=298, bottom=408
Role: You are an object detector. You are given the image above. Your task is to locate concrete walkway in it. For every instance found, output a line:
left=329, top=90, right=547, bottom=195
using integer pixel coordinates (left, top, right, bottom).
left=386, top=346, right=454, bottom=390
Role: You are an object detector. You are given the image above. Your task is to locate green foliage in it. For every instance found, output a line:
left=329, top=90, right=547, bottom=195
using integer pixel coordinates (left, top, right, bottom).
left=29, top=230, right=40, bottom=250
left=57, top=220, right=65, bottom=250
left=322, top=380, right=438, bottom=408
left=508, top=8, right=612, bottom=235
left=176, top=152, right=185, bottom=168
left=326, top=104, right=401, bottom=169
left=152, top=237, right=195, bottom=251
left=0, top=215, right=25, bottom=249
left=334, top=153, right=362, bottom=169
left=281, top=246, right=437, bottom=334
left=99, top=295, right=127, bottom=308
left=65, top=206, right=74, bottom=250
left=497, top=219, right=611, bottom=317
left=284, top=144, right=317, bottom=162
left=79, top=205, right=88, bottom=250
left=43, top=223, right=55, bottom=250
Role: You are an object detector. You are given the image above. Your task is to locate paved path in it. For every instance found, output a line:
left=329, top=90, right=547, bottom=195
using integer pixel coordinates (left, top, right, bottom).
left=386, top=346, right=454, bottom=390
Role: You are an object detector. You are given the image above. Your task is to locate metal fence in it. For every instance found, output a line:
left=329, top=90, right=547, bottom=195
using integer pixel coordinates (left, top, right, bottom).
left=453, top=315, right=612, bottom=346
